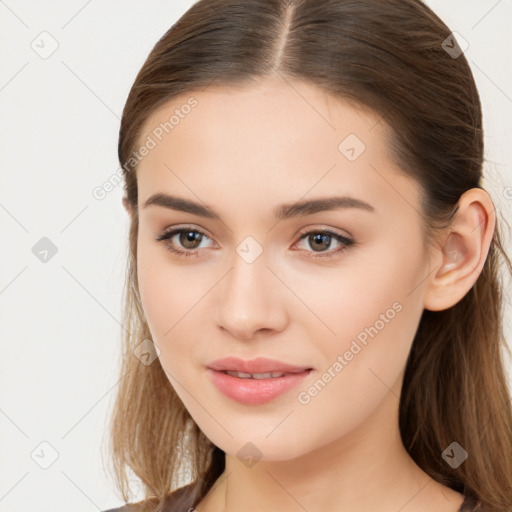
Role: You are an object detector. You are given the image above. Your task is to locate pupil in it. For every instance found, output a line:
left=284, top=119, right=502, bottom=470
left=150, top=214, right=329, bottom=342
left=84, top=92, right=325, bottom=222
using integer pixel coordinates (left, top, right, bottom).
left=182, top=231, right=201, bottom=248
left=311, top=233, right=330, bottom=251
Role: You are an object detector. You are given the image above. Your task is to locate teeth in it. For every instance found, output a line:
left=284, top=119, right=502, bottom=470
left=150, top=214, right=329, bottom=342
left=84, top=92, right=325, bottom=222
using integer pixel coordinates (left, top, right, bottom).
left=253, top=372, right=286, bottom=379
left=226, top=371, right=252, bottom=379
left=225, top=370, right=287, bottom=379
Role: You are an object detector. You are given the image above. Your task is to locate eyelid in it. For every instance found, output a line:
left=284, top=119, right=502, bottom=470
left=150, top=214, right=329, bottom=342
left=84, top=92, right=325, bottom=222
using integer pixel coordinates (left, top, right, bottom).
left=155, top=224, right=213, bottom=241
left=295, top=224, right=353, bottom=242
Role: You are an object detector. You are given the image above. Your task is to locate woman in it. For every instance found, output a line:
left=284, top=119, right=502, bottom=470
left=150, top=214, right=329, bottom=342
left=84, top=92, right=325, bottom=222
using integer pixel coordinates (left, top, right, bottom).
left=102, top=0, right=512, bottom=510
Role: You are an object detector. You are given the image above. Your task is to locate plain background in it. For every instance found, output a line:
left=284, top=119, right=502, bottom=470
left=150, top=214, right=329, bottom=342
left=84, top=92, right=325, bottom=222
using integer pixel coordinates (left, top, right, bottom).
left=0, top=1, right=511, bottom=511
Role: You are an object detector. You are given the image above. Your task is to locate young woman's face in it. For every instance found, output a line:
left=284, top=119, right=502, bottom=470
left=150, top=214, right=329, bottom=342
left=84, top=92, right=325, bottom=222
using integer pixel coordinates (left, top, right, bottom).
left=134, top=77, right=435, bottom=460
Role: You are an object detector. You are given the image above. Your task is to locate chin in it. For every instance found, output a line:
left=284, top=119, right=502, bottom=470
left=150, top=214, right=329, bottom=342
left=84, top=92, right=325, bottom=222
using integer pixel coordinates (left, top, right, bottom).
left=205, top=427, right=312, bottom=463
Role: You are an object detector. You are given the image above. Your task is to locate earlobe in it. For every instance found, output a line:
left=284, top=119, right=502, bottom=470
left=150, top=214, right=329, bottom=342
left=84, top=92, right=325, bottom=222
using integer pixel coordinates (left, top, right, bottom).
left=423, top=188, right=496, bottom=312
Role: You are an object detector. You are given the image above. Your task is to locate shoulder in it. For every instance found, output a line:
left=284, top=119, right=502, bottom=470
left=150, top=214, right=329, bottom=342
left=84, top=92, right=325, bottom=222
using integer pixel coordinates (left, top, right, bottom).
left=458, top=494, right=482, bottom=512
left=102, top=482, right=197, bottom=512
left=103, top=486, right=482, bottom=512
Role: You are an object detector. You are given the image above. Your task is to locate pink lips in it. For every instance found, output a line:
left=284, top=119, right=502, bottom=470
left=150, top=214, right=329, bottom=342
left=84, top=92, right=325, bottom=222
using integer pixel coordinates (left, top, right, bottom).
left=207, top=357, right=313, bottom=405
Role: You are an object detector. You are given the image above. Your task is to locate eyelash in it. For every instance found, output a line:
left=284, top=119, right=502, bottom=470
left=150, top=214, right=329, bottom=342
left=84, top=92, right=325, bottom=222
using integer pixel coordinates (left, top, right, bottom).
left=154, top=226, right=355, bottom=260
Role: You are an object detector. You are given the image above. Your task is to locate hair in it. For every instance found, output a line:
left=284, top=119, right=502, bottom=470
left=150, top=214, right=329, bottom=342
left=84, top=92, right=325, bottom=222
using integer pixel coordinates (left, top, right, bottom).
left=103, top=0, right=512, bottom=510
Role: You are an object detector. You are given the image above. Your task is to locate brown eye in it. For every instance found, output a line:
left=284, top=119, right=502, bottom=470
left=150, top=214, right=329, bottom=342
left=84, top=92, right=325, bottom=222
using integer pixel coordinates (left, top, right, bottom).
left=308, top=233, right=334, bottom=252
left=178, top=230, right=203, bottom=250
left=154, top=226, right=355, bottom=260
left=155, top=227, right=213, bottom=258
left=294, top=229, right=355, bottom=259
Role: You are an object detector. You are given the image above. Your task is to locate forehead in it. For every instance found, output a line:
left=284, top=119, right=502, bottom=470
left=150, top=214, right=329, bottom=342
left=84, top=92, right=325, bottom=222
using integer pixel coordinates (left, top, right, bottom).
left=135, top=78, right=420, bottom=221
left=138, top=78, right=384, bottom=158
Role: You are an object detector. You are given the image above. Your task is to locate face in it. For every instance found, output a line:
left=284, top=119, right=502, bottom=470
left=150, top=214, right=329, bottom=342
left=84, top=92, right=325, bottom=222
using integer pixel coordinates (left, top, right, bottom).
left=134, top=76, right=433, bottom=461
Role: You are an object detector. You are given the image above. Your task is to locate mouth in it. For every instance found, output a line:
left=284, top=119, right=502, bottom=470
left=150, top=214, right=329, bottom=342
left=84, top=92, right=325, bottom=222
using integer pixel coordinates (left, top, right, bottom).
left=207, top=367, right=313, bottom=405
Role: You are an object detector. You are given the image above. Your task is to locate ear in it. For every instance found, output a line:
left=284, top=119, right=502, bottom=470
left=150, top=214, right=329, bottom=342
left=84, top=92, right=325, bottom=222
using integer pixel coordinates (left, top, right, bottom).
left=423, top=188, right=496, bottom=312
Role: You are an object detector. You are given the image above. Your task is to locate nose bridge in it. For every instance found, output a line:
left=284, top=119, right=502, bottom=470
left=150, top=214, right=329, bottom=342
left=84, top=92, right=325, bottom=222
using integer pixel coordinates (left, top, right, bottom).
left=215, top=236, right=286, bottom=338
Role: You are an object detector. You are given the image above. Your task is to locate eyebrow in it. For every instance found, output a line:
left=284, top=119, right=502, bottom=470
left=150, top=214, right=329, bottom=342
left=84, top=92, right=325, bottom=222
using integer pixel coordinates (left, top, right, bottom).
left=142, top=193, right=375, bottom=221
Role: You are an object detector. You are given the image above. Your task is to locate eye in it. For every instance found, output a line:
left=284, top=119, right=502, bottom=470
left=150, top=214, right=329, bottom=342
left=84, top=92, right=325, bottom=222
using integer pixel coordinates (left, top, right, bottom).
left=293, top=228, right=355, bottom=259
left=154, top=226, right=355, bottom=259
left=154, top=226, right=214, bottom=258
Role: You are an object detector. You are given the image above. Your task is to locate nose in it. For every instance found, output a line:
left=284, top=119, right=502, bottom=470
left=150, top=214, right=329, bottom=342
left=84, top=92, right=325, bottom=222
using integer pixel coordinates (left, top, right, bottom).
left=214, top=246, right=288, bottom=340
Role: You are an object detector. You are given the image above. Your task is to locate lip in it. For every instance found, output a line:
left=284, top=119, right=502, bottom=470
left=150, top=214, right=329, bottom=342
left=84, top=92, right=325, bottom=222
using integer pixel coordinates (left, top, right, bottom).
left=206, top=357, right=313, bottom=405
left=207, top=356, right=312, bottom=374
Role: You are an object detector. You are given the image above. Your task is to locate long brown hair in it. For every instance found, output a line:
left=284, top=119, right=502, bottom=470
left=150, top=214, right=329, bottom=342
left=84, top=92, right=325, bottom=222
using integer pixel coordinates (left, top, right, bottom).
left=103, top=1, right=512, bottom=510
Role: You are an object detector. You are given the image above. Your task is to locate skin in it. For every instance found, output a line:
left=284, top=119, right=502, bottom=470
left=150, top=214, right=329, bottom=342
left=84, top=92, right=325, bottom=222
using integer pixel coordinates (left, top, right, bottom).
left=124, top=74, right=495, bottom=512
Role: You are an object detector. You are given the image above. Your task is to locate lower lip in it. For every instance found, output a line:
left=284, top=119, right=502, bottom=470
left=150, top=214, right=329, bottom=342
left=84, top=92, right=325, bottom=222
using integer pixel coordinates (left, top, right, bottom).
left=207, top=368, right=312, bottom=405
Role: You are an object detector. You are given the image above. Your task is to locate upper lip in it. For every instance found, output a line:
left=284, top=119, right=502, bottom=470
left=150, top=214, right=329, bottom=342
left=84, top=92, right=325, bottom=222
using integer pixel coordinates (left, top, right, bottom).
left=207, top=357, right=312, bottom=374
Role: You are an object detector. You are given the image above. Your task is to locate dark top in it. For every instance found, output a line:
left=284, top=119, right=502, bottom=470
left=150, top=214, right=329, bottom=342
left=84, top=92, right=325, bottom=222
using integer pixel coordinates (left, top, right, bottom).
left=102, top=482, right=481, bottom=511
